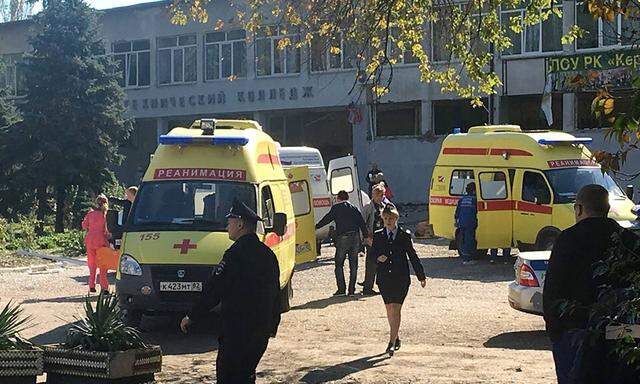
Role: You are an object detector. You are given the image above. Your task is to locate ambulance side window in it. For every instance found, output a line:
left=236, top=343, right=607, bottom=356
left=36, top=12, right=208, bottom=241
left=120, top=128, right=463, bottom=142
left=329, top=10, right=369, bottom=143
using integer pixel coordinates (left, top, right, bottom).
left=261, top=186, right=275, bottom=229
left=450, top=170, right=475, bottom=196
left=479, top=172, right=507, bottom=200
left=522, top=172, right=551, bottom=205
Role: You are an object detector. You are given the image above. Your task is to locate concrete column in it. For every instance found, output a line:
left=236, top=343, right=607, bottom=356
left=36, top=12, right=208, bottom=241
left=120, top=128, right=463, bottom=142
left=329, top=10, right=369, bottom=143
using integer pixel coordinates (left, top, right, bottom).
left=563, top=1, right=577, bottom=54
left=156, top=117, right=168, bottom=142
left=563, top=93, right=575, bottom=132
left=253, top=111, right=268, bottom=128
left=421, top=100, right=432, bottom=134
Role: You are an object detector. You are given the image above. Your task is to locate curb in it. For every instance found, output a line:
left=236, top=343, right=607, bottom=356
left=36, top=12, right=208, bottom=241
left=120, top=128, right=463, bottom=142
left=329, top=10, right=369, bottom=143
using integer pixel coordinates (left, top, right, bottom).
left=0, top=262, right=64, bottom=274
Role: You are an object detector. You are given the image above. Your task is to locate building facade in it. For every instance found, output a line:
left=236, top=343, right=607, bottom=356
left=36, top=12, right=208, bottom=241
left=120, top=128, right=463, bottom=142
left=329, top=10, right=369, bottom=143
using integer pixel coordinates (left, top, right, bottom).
left=2, top=1, right=640, bottom=203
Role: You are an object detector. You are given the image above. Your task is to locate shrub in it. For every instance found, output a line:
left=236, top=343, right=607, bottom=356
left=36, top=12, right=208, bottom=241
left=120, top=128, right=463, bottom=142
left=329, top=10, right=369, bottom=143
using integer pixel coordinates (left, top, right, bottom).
left=0, top=216, right=40, bottom=250
left=0, top=301, right=33, bottom=351
left=35, top=230, right=85, bottom=257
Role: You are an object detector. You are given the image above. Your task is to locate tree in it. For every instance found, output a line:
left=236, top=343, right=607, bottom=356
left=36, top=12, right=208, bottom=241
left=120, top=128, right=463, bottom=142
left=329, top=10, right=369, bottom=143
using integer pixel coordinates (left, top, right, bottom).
left=19, top=0, right=131, bottom=232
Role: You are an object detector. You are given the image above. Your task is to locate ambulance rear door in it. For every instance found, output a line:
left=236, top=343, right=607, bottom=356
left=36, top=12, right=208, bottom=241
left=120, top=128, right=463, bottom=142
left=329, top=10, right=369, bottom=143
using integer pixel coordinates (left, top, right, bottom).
left=286, top=166, right=317, bottom=264
left=475, top=168, right=513, bottom=250
left=328, top=155, right=364, bottom=212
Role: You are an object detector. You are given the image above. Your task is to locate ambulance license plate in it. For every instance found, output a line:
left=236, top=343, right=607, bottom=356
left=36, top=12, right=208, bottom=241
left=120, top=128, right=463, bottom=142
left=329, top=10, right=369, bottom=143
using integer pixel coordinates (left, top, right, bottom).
left=159, top=281, right=203, bottom=292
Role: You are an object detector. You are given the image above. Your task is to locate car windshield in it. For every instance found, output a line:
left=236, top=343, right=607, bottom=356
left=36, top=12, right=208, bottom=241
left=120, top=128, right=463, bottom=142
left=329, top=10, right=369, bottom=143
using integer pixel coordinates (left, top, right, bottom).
left=543, top=168, right=626, bottom=203
left=128, top=180, right=256, bottom=231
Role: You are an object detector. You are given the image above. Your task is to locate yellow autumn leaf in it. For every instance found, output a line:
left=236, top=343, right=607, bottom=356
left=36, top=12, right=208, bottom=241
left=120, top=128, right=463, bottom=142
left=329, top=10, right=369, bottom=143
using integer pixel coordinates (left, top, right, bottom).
left=604, top=98, right=615, bottom=115
left=329, top=46, right=341, bottom=55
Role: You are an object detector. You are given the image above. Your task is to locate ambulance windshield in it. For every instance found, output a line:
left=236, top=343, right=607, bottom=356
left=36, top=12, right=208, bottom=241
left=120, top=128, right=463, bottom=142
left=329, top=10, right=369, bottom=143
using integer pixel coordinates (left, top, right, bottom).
left=128, top=181, right=257, bottom=231
left=544, top=168, right=625, bottom=203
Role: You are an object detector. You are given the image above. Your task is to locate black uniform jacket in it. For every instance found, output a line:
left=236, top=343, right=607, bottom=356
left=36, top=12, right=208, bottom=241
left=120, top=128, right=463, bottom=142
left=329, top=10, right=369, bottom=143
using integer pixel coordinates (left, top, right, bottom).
left=371, top=227, right=426, bottom=283
left=190, top=233, right=281, bottom=339
left=543, top=217, right=623, bottom=342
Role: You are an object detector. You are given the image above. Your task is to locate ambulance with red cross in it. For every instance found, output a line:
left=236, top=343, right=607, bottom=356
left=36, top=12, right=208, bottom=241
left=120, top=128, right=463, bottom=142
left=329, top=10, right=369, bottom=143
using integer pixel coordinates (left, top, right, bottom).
left=115, top=119, right=315, bottom=326
left=429, top=125, right=637, bottom=253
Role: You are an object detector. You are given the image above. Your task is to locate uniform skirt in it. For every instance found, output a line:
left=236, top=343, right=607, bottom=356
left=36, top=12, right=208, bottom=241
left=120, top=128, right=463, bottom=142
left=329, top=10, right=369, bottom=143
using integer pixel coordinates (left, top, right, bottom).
left=377, top=275, right=410, bottom=305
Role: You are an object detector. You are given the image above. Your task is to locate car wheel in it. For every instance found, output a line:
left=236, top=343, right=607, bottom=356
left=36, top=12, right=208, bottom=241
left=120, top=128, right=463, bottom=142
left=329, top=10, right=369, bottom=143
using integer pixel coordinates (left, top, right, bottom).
left=536, top=232, right=558, bottom=251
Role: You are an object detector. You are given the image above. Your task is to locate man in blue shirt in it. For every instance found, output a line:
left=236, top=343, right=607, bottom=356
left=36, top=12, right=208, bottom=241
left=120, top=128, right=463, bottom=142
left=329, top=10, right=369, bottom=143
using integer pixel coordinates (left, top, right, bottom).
left=455, top=183, right=478, bottom=265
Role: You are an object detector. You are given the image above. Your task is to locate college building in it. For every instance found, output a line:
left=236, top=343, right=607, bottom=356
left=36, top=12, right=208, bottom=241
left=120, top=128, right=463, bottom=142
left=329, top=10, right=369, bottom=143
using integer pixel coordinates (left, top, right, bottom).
left=2, top=1, right=640, bottom=203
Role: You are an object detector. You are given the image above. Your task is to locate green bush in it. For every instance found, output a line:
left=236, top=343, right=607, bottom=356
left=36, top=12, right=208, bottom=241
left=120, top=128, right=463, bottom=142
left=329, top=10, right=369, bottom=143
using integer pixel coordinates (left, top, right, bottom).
left=0, top=216, right=40, bottom=250
left=35, top=230, right=85, bottom=257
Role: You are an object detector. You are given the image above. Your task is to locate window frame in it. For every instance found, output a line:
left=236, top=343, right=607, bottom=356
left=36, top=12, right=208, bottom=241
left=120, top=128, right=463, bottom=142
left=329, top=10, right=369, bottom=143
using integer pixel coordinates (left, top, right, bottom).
left=204, top=29, right=247, bottom=81
left=449, top=169, right=476, bottom=197
left=255, top=25, right=301, bottom=77
left=330, top=167, right=355, bottom=194
left=478, top=171, right=508, bottom=201
left=522, top=170, right=552, bottom=205
left=374, top=101, right=422, bottom=138
left=431, top=4, right=492, bottom=63
left=261, top=185, right=275, bottom=230
left=310, top=31, right=358, bottom=73
left=500, top=4, right=563, bottom=57
left=111, top=39, right=151, bottom=89
left=157, top=34, right=198, bottom=86
left=0, top=54, right=26, bottom=97
left=574, top=1, right=638, bottom=51
left=289, top=180, right=312, bottom=217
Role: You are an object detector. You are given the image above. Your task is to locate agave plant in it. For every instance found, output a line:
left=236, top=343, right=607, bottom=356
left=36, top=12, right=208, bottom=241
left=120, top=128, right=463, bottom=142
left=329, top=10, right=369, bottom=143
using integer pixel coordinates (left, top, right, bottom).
left=65, top=293, right=146, bottom=352
left=0, top=301, right=33, bottom=350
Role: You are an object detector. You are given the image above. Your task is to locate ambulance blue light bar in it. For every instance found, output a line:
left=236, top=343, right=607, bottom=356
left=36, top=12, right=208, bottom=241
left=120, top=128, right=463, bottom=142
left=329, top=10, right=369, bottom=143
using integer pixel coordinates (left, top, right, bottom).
left=537, top=137, right=592, bottom=145
left=159, top=135, right=248, bottom=146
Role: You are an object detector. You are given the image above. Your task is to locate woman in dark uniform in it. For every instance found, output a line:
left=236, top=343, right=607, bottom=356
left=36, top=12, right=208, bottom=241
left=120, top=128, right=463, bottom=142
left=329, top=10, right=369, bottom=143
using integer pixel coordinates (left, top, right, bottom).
left=371, top=204, right=426, bottom=356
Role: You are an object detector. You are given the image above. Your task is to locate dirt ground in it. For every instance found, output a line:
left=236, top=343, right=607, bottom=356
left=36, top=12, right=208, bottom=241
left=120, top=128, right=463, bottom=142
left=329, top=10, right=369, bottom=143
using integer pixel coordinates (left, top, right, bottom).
left=1, top=239, right=555, bottom=383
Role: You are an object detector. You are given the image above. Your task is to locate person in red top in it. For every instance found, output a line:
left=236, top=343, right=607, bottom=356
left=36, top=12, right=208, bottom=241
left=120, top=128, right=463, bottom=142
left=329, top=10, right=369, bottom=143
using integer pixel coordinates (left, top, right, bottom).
left=82, top=194, right=111, bottom=294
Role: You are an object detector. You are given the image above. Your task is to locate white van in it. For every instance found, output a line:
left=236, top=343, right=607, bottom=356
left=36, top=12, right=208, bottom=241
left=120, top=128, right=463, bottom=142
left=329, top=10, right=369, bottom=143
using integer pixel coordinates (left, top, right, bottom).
left=279, top=147, right=332, bottom=247
left=278, top=147, right=370, bottom=249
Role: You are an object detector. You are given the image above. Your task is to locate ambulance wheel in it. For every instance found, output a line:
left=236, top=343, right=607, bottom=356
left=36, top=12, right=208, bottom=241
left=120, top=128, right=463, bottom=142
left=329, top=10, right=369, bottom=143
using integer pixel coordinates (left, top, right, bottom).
left=316, top=240, right=322, bottom=256
left=123, top=309, right=143, bottom=328
left=280, top=276, right=293, bottom=313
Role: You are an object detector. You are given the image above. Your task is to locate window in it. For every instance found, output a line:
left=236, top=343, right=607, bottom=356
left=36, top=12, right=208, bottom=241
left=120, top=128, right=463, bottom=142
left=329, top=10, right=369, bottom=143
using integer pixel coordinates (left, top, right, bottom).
left=544, top=168, right=625, bottom=203
left=0, top=54, right=26, bottom=97
left=261, top=186, right=275, bottom=228
left=479, top=172, right=507, bottom=200
left=501, top=4, right=562, bottom=55
left=330, top=168, right=354, bottom=194
left=432, top=4, right=490, bottom=62
left=204, top=29, right=247, bottom=80
left=522, top=172, right=551, bottom=205
left=499, top=94, right=563, bottom=130
left=112, top=40, right=150, bottom=88
left=433, top=99, right=489, bottom=135
left=450, top=170, right=475, bottom=196
left=310, top=32, right=356, bottom=72
left=376, top=101, right=420, bottom=137
left=157, top=34, right=197, bottom=85
left=576, top=1, right=634, bottom=49
left=255, top=26, right=301, bottom=77
left=129, top=181, right=256, bottom=232
left=289, top=180, right=311, bottom=216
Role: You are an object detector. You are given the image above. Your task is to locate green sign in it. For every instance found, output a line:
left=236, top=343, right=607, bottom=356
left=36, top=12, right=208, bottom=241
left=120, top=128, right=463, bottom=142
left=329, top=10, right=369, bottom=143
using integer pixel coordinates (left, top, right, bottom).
left=546, top=50, right=640, bottom=73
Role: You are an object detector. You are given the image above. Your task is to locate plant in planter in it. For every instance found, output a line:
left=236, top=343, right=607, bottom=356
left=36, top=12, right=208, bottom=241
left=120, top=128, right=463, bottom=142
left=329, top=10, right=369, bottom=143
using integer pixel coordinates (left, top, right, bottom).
left=44, top=293, right=162, bottom=384
left=0, top=301, right=43, bottom=384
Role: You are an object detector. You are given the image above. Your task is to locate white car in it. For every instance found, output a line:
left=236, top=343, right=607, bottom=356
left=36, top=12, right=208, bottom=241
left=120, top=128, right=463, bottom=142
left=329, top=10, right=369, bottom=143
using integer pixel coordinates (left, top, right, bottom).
left=507, top=251, right=550, bottom=315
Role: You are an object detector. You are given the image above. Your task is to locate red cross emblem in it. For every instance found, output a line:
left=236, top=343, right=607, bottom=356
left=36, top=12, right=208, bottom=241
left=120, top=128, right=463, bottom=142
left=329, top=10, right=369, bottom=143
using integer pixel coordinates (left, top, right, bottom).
left=173, top=239, right=197, bottom=254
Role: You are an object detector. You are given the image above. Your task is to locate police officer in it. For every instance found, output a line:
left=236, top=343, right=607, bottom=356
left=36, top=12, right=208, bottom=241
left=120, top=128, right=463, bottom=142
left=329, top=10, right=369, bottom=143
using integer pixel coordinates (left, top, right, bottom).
left=180, top=199, right=281, bottom=384
left=455, top=183, right=478, bottom=265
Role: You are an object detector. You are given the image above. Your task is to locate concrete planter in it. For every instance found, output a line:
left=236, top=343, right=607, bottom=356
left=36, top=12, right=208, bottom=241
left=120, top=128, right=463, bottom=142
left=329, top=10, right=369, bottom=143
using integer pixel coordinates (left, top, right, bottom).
left=0, top=349, right=44, bottom=384
left=605, top=324, right=640, bottom=340
left=43, top=346, right=162, bottom=384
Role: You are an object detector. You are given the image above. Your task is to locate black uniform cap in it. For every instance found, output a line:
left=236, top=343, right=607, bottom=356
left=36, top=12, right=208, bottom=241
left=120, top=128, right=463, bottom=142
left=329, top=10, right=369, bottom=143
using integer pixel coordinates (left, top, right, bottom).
left=226, top=199, right=263, bottom=222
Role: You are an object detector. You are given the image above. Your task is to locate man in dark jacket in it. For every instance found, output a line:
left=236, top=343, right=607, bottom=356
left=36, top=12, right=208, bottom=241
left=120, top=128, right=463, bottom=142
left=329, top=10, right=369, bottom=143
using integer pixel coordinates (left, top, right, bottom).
left=181, top=199, right=281, bottom=384
left=316, top=190, right=369, bottom=296
left=543, top=184, right=621, bottom=384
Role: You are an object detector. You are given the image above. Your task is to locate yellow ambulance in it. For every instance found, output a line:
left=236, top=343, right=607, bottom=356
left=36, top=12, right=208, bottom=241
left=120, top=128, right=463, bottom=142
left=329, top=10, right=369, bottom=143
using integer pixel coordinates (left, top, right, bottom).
left=429, top=125, right=637, bottom=252
left=116, top=119, right=315, bottom=326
